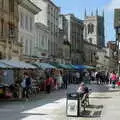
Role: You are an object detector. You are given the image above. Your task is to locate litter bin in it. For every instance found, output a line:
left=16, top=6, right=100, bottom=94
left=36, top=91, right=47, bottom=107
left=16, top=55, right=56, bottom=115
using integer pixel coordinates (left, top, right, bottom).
left=66, top=92, right=80, bottom=117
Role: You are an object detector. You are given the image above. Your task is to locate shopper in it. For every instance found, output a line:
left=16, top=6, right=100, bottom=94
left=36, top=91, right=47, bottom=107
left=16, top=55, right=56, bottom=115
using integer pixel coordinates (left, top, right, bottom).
left=45, top=75, right=53, bottom=93
left=21, top=72, right=32, bottom=99
left=111, top=71, right=117, bottom=88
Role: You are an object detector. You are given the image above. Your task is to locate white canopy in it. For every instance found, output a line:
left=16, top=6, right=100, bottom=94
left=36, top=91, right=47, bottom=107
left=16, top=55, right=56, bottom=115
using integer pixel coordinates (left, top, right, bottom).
left=0, top=60, right=36, bottom=69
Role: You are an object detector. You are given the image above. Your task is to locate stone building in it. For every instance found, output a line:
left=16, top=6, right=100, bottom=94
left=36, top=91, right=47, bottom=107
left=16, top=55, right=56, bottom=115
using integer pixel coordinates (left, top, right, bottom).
left=18, top=0, right=41, bottom=62
left=84, top=41, right=98, bottom=66
left=34, top=22, right=49, bottom=62
left=31, top=0, right=60, bottom=61
left=58, top=14, right=71, bottom=64
left=84, top=12, right=105, bottom=48
left=0, top=0, right=22, bottom=60
left=64, top=14, right=84, bottom=64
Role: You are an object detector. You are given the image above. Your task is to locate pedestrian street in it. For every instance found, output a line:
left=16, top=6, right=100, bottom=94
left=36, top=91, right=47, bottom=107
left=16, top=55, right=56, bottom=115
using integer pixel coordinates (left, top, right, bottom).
left=0, top=84, right=120, bottom=120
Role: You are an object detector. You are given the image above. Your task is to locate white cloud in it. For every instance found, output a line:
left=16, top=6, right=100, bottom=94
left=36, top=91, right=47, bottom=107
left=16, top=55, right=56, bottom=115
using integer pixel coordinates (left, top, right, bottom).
left=107, top=0, right=120, bottom=11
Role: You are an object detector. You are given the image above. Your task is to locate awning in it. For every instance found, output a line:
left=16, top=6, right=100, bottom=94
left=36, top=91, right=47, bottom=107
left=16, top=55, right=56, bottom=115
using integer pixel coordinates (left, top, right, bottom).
left=75, top=65, right=87, bottom=70
left=50, top=62, right=72, bottom=69
left=0, top=60, right=37, bottom=69
left=84, top=65, right=96, bottom=69
left=66, top=64, right=78, bottom=70
left=0, top=62, right=12, bottom=69
left=33, top=62, right=56, bottom=70
left=75, top=65, right=96, bottom=70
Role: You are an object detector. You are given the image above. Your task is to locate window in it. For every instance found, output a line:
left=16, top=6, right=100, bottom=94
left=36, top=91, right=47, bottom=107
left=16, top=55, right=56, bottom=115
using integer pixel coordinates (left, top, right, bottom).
left=20, top=13, right=24, bottom=28
left=1, top=0, right=4, bottom=8
left=25, top=40, right=28, bottom=55
left=1, top=19, right=4, bottom=37
left=20, top=37, right=23, bottom=43
left=9, top=0, right=14, bottom=12
left=25, top=16, right=28, bottom=30
left=41, top=36, right=44, bottom=47
left=9, top=24, right=15, bottom=37
left=0, top=52, right=2, bottom=59
left=30, top=17, right=32, bottom=32
left=88, top=23, right=94, bottom=34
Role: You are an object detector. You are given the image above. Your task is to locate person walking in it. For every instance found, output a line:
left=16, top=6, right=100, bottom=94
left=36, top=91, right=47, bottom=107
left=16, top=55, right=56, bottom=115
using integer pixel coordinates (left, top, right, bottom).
left=111, top=71, right=117, bottom=88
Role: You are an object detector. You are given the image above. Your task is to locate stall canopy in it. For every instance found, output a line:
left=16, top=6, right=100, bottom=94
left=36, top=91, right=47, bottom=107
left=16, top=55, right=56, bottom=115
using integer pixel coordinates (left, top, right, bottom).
left=75, top=65, right=96, bottom=70
left=50, top=62, right=73, bottom=69
left=84, top=65, right=96, bottom=69
left=0, top=60, right=37, bottom=69
left=33, top=62, right=56, bottom=70
left=0, top=62, right=12, bottom=69
left=75, top=65, right=87, bottom=70
left=66, top=64, right=79, bottom=70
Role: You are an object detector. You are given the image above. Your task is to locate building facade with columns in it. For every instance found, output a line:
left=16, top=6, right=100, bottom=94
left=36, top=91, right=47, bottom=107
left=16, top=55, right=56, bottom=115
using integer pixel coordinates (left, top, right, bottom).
left=58, top=14, right=71, bottom=64
left=18, top=0, right=41, bottom=62
left=64, top=14, right=84, bottom=64
left=0, top=0, right=22, bottom=60
left=33, top=22, right=49, bottom=62
left=31, top=0, right=60, bottom=61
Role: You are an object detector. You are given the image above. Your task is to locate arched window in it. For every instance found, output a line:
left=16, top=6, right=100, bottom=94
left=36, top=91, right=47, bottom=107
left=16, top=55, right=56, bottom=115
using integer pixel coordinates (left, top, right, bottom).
left=88, top=23, right=94, bottom=34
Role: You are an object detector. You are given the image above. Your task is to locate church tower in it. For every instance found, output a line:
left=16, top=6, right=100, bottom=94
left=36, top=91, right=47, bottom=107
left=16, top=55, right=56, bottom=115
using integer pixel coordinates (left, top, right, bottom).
left=83, top=9, right=105, bottom=47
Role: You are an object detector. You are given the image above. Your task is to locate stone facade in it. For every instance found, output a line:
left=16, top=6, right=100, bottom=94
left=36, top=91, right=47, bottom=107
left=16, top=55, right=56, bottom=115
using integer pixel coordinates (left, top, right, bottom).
left=58, top=15, right=71, bottom=64
left=84, top=41, right=98, bottom=66
left=84, top=14, right=105, bottom=48
left=64, top=14, right=84, bottom=64
left=0, top=0, right=22, bottom=60
left=31, top=0, right=60, bottom=60
left=34, top=22, right=49, bottom=61
left=18, top=0, right=41, bottom=61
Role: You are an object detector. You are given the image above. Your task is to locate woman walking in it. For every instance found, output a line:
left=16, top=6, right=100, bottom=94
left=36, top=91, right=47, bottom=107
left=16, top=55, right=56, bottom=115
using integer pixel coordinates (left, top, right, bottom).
left=111, top=71, right=117, bottom=88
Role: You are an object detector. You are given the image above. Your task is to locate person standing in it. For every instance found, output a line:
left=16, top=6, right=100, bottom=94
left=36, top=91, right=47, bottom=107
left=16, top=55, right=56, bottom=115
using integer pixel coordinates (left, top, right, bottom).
left=45, top=75, right=53, bottom=93
left=75, top=72, right=80, bottom=84
left=111, top=71, right=117, bottom=88
left=21, top=72, right=32, bottom=99
left=63, top=71, right=68, bottom=89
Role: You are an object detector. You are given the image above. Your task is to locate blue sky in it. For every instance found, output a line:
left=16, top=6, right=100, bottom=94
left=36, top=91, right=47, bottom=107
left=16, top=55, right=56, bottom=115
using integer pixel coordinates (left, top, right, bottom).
left=52, top=0, right=119, bottom=43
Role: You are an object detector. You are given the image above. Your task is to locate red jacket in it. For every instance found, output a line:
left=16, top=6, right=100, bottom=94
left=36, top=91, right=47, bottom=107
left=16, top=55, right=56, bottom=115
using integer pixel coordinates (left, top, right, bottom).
left=46, top=77, right=53, bottom=86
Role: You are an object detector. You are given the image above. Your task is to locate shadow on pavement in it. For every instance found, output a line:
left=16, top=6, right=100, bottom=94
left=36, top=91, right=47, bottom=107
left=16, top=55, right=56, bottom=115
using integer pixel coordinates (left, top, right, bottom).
left=90, top=96, right=112, bottom=99
left=80, top=104, right=103, bottom=118
left=0, top=89, right=66, bottom=120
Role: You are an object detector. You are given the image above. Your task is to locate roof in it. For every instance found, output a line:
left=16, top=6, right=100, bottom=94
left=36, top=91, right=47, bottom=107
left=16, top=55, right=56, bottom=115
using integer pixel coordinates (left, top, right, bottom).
left=44, top=0, right=60, bottom=9
left=20, top=0, right=41, bottom=14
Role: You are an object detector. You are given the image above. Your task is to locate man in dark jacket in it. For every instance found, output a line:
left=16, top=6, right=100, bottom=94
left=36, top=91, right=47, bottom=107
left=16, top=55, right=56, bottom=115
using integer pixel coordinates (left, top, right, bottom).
left=63, top=72, right=68, bottom=89
left=22, top=72, right=32, bottom=98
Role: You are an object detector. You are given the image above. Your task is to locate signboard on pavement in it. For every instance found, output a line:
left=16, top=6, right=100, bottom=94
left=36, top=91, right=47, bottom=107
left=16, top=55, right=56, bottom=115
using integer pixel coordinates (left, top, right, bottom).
left=67, top=100, right=78, bottom=116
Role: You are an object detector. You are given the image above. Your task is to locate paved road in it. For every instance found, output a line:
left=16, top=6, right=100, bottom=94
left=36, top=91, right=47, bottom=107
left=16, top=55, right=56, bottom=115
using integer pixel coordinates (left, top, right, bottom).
left=0, top=84, right=120, bottom=120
